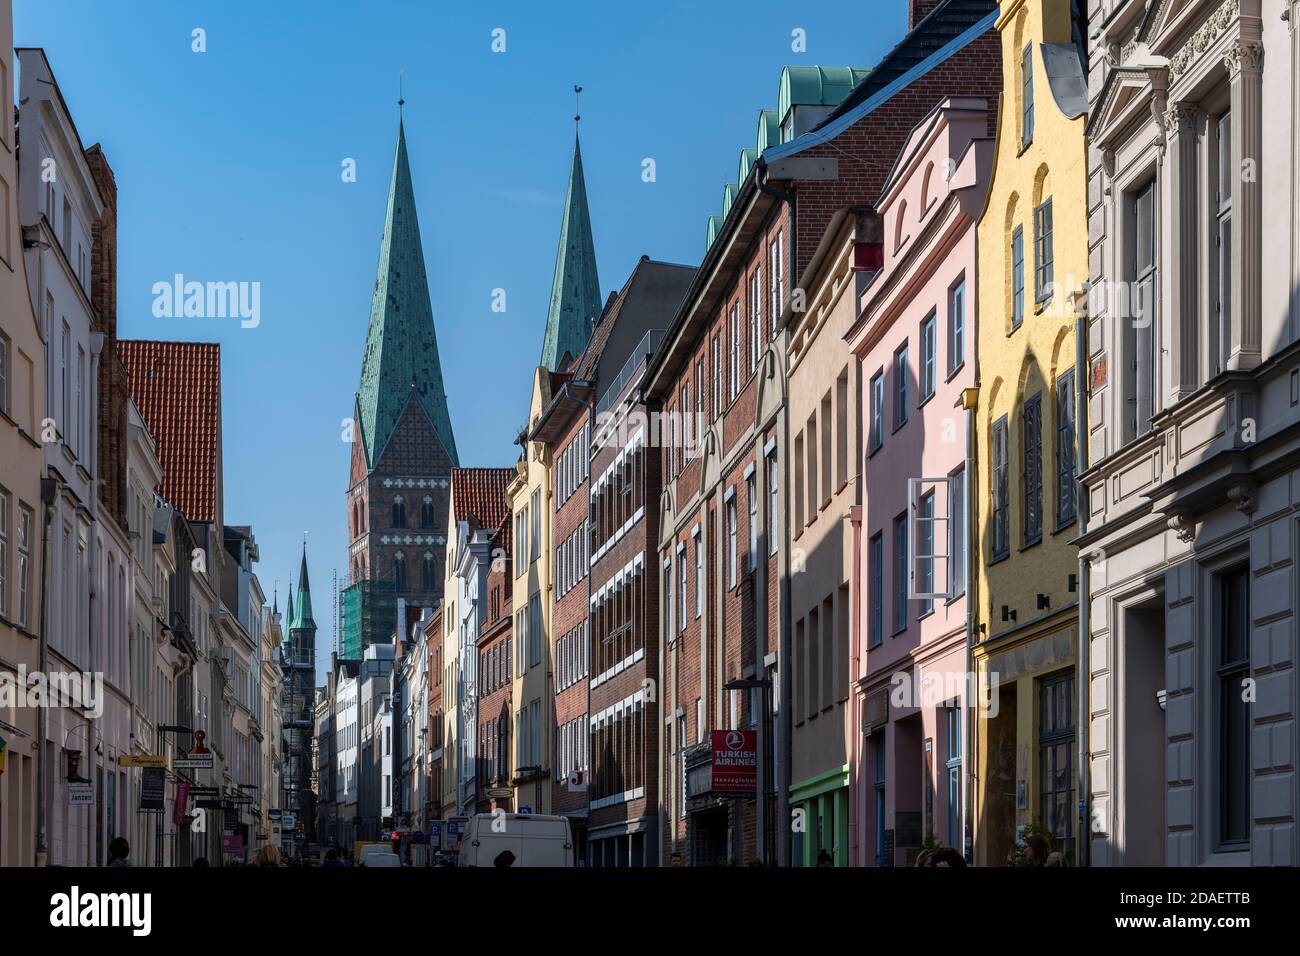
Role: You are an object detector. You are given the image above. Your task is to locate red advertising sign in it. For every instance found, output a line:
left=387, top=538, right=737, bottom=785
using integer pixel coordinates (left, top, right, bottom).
left=710, top=730, right=757, bottom=792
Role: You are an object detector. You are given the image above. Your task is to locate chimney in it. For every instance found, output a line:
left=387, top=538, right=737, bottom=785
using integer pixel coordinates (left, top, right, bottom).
left=85, top=145, right=129, bottom=527
left=909, top=0, right=942, bottom=29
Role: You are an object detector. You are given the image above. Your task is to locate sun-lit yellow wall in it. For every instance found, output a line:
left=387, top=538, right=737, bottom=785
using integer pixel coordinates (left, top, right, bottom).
left=971, top=0, right=1086, bottom=865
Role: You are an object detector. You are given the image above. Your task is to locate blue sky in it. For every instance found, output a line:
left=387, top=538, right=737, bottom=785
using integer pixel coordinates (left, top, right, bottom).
left=15, top=0, right=903, bottom=670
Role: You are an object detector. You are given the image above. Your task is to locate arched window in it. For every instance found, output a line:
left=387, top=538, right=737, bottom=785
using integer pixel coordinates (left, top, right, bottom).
left=394, top=552, right=407, bottom=591
left=392, top=495, right=406, bottom=528
left=421, top=496, right=434, bottom=528
left=422, top=552, right=435, bottom=591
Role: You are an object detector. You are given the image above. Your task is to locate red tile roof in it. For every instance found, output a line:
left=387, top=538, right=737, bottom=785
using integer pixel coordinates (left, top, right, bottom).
left=451, top=467, right=514, bottom=530
left=119, top=340, right=221, bottom=523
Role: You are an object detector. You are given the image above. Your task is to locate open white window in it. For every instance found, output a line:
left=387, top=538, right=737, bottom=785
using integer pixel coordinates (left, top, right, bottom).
left=907, top=476, right=957, bottom=601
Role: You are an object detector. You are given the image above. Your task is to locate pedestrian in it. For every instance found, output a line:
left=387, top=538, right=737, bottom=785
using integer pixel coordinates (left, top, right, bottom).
left=252, top=845, right=282, bottom=867
left=192, top=856, right=210, bottom=868
left=323, top=848, right=345, bottom=868
left=1023, top=833, right=1051, bottom=867
left=930, top=847, right=966, bottom=867
left=816, top=849, right=834, bottom=867
left=107, top=837, right=132, bottom=868
left=1044, top=851, right=1068, bottom=867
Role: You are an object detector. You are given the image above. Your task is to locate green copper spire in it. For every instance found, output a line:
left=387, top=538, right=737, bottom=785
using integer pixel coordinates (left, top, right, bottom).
left=540, top=132, right=601, bottom=370
left=291, top=545, right=316, bottom=631
left=356, top=120, right=459, bottom=467
left=285, top=577, right=295, bottom=636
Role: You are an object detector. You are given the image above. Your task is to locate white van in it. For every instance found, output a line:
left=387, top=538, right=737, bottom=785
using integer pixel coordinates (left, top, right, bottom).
left=458, top=813, right=575, bottom=868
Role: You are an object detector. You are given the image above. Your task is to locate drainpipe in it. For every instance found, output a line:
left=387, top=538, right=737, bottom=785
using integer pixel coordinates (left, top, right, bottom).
left=961, top=388, right=977, bottom=864
left=36, top=475, right=58, bottom=866
left=756, top=163, right=795, bottom=866
left=1073, top=291, right=1091, bottom=867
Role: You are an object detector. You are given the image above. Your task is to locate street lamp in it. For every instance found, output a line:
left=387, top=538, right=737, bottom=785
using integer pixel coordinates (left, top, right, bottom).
left=723, top=677, right=773, bottom=865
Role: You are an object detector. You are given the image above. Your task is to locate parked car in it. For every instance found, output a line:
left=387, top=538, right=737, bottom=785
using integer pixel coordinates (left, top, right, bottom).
left=457, top=813, right=575, bottom=868
left=359, top=850, right=401, bottom=868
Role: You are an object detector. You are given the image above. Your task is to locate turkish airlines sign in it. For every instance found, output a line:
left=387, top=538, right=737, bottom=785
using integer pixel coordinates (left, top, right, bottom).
left=710, top=730, right=757, bottom=792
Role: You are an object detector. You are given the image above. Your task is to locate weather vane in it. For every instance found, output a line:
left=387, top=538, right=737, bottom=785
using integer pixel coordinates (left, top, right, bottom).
left=574, top=84, right=583, bottom=126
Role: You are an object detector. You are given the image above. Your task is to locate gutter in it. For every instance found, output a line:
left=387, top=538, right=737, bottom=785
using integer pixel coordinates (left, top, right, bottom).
left=1073, top=295, right=1091, bottom=867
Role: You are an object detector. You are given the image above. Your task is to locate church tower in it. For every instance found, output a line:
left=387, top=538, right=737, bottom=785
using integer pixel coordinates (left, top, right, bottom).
left=539, top=129, right=602, bottom=370
left=342, top=117, right=458, bottom=657
left=283, top=545, right=318, bottom=831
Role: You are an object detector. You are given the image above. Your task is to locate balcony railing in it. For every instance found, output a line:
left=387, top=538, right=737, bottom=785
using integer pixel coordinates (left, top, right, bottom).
left=595, top=329, right=663, bottom=418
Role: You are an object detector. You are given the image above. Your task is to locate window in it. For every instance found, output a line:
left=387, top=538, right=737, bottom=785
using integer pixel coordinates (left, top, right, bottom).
left=769, top=231, right=784, bottom=338
left=991, top=416, right=1009, bottom=560
left=530, top=490, right=541, bottom=561
left=420, top=497, right=434, bottom=527
left=529, top=593, right=542, bottom=666
left=1033, top=199, right=1053, bottom=303
left=1022, top=393, right=1042, bottom=545
left=949, top=467, right=966, bottom=598
left=893, top=344, right=909, bottom=429
left=694, top=531, right=703, bottom=618
left=793, top=432, right=805, bottom=532
left=1214, top=112, right=1232, bottom=377
left=712, top=335, right=723, bottom=419
left=726, top=494, right=738, bottom=589
left=661, top=555, right=675, bottom=644
left=749, top=268, right=762, bottom=373
left=1130, top=181, right=1156, bottom=439
left=869, top=533, right=883, bottom=649
left=0, top=331, right=9, bottom=417
left=678, top=546, right=687, bottom=632
left=393, top=552, right=407, bottom=591
left=806, top=414, right=818, bottom=521
left=422, top=553, right=435, bottom=591
left=874, top=743, right=888, bottom=866
left=746, top=471, right=758, bottom=570
left=1038, top=670, right=1075, bottom=859
left=0, top=489, right=8, bottom=618
left=819, top=394, right=832, bottom=505
left=893, top=514, right=908, bottom=633
left=920, top=313, right=936, bottom=401
left=917, top=491, right=934, bottom=617
left=17, top=505, right=31, bottom=628
left=766, top=449, right=779, bottom=556
left=1021, top=43, right=1034, bottom=147
left=835, top=372, right=849, bottom=489
left=392, top=496, right=406, bottom=528
left=948, top=277, right=965, bottom=376
left=515, top=508, right=528, bottom=571
left=1055, top=370, right=1076, bottom=527
left=1011, top=226, right=1025, bottom=329
left=946, top=705, right=962, bottom=851
left=1217, top=567, right=1250, bottom=846
left=729, top=303, right=742, bottom=400
left=869, top=372, right=885, bottom=453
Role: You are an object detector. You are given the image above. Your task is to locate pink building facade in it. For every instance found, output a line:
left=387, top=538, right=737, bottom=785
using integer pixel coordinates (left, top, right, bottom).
left=846, top=98, right=992, bottom=866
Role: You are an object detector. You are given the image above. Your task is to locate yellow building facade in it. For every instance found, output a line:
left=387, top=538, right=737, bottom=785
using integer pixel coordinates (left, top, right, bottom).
left=507, top=366, right=555, bottom=815
left=971, top=0, right=1087, bottom=866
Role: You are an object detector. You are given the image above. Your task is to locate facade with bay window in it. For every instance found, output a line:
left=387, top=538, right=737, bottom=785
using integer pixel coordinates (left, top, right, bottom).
left=849, top=98, right=992, bottom=866
left=1080, top=0, right=1299, bottom=866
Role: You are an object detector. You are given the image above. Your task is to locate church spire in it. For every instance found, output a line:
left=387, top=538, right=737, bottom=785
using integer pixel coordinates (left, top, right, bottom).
left=291, top=543, right=316, bottom=631
left=355, top=119, right=459, bottom=468
left=539, top=98, right=601, bottom=371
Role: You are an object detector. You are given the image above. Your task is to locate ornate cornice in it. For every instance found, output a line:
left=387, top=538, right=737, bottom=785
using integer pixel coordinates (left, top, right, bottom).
left=1169, top=0, right=1241, bottom=78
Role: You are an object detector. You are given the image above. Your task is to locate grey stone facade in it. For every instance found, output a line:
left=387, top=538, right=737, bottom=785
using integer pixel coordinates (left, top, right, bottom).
left=1082, top=0, right=1299, bottom=866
